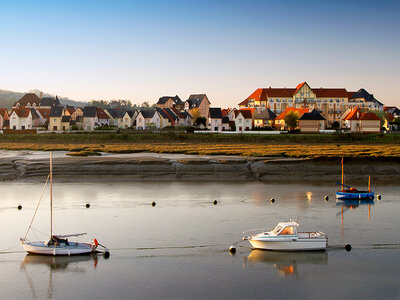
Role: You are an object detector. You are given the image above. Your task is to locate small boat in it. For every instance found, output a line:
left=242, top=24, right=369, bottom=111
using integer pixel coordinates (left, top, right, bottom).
left=335, top=157, right=374, bottom=200
left=21, top=152, right=107, bottom=256
left=243, top=221, right=327, bottom=251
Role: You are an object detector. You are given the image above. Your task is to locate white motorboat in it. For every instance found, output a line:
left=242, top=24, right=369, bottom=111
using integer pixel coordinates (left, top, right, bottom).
left=243, top=221, right=327, bottom=251
left=21, top=152, right=105, bottom=256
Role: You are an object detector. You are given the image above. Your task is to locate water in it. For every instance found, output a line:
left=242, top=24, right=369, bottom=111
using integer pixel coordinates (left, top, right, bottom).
left=0, top=181, right=399, bottom=299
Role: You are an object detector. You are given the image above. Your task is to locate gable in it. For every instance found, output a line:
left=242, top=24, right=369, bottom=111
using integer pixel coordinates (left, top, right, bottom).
left=293, top=82, right=316, bottom=99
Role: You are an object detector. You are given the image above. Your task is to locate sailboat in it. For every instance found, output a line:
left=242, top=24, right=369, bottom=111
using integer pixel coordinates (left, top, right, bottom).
left=335, top=157, right=374, bottom=200
left=21, top=152, right=105, bottom=255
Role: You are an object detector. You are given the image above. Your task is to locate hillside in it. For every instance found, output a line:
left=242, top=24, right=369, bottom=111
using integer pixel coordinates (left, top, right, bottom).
left=0, top=88, right=88, bottom=109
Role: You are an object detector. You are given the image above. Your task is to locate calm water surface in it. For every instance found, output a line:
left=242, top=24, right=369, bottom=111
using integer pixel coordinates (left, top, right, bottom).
left=0, top=181, right=399, bottom=299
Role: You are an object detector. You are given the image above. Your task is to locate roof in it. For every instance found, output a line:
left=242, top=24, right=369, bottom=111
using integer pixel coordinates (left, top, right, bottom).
left=96, top=107, right=109, bottom=119
left=186, top=94, right=210, bottom=108
left=180, top=110, right=192, bottom=119
left=351, top=89, right=383, bottom=106
left=312, top=88, right=348, bottom=98
left=299, top=109, right=326, bottom=120
left=156, top=108, right=170, bottom=119
left=347, top=91, right=356, bottom=99
left=61, top=115, right=71, bottom=122
left=30, top=108, right=40, bottom=119
left=14, top=93, right=41, bottom=107
left=12, top=108, right=31, bottom=118
left=385, top=113, right=395, bottom=122
left=235, top=108, right=255, bottom=119
left=140, top=109, right=156, bottom=118
left=50, top=106, right=63, bottom=117
left=209, top=107, right=222, bottom=119
left=252, top=108, right=276, bottom=120
left=360, top=112, right=381, bottom=121
left=344, top=107, right=361, bottom=121
left=294, top=82, right=307, bottom=95
left=275, top=107, right=309, bottom=120
left=65, top=106, right=75, bottom=115
left=104, top=108, right=119, bottom=118
left=157, top=95, right=183, bottom=105
left=0, top=108, right=9, bottom=119
left=36, top=108, right=51, bottom=119
left=222, top=116, right=229, bottom=123
left=39, top=97, right=60, bottom=107
left=83, top=106, right=97, bottom=118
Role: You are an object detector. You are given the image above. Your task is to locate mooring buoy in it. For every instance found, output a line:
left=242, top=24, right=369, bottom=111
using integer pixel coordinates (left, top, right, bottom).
left=270, top=198, right=275, bottom=204
left=345, top=244, right=352, bottom=252
left=17, top=205, right=22, bottom=210
left=151, top=201, right=156, bottom=207
left=86, top=203, right=90, bottom=208
left=324, top=195, right=329, bottom=201
left=229, top=245, right=236, bottom=255
left=213, top=200, right=218, bottom=205
left=377, top=195, right=381, bottom=200
left=103, top=251, right=110, bottom=259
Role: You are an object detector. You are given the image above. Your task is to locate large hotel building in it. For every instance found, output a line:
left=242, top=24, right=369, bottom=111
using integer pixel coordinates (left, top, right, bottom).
left=238, top=82, right=383, bottom=125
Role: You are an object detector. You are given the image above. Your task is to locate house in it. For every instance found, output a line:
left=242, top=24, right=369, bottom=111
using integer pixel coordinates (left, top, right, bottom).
left=48, top=107, right=63, bottom=131
left=163, top=108, right=180, bottom=127
left=39, top=96, right=61, bottom=109
left=9, top=108, right=33, bottom=130
left=104, top=108, right=119, bottom=126
left=274, top=107, right=309, bottom=130
left=156, top=95, right=184, bottom=110
left=252, top=108, right=276, bottom=128
left=36, top=108, right=51, bottom=127
left=384, top=106, right=400, bottom=118
left=71, top=107, right=84, bottom=121
left=222, top=117, right=230, bottom=131
left=208, top=108, right=222, bottom=132
left=299, top=109, right=326, bottom=132
left=180, top=111, right=193, bottom=127
left=0, top=108, right=10, bottom=129
left=96, top=108, right=110, bottom=127
left=82, top=107, right=97, bottom=131
left=136, top=110, right=160, bottom=130
left=342, top=107, right=363, bottom=132
left=64, top=106, right=75, bottom=117
left=117, top=111, right=136, bottom=128
left=155, top=108, right=172, bottom=128
left=30, top=108, right=41, bottom=127
left=184, top=94, right=211, bottom=119
left=61, top=116, right=71, bottom=131
left=12, top=93, right=41, bottom=108
left=234, top=109, right=254, bottom=132
left=238, top=82, right=384, bottom=126
left=360, top=112, right=381, bottom=133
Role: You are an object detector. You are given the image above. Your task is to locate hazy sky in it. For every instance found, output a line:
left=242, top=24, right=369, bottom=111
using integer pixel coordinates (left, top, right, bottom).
left=0, top=0, right=399, bottom=106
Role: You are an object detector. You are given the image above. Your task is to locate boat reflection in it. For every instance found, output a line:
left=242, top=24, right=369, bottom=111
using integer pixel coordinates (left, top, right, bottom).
left=20, top=254, right=99, bottom=299
left=336, top=199, right=374, bottom=237
left=244, top=250, right=328, bottom=278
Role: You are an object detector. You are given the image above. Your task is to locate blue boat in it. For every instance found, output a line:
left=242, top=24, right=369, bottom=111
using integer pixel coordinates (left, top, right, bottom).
left=335, top=158, right=375, bottom=200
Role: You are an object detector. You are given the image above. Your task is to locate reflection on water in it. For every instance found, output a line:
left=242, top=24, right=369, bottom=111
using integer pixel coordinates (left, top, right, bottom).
left=245, top=250, right=328, bottom=279
left=20, top=254, right=99, bottom=299
left=0, top=181, right=398, bottom=299
left=336, top=199, right=375, bottom=236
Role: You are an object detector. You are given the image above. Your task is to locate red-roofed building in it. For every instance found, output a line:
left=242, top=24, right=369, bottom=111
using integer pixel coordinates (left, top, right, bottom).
left=238, top=82, right=384, bottom=127
left=340, top=107, right=381, bottom=132
left=275, top=107, right=309, bottom=130
left=234, top=108, right=255, bottom=132
left=360, top=112, right=381, bottom=133
left=9, top=108, right=33, bottom=130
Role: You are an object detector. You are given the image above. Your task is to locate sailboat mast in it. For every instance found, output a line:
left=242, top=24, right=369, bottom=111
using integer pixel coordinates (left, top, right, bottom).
left=341, top=157, right=344, bottom=191
left=50, top=151, right=53, bottom=238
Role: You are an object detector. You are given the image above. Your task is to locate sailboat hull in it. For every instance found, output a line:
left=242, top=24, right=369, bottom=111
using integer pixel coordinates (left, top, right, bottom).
left=22, top=241, right=95, bottom=256
left=336, top=191, right=374, bottom=200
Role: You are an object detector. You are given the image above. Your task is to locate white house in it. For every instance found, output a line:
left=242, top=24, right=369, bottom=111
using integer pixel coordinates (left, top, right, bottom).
left=208, top=107, right=222, bottom=132
left=9, top=108, right=33, bottom=130
left=234, top=109, right=253, bottom=132
left=136, top=110, right=160, bottom=130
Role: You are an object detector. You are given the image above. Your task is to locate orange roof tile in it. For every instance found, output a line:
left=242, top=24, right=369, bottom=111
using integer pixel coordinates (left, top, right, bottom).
left=12, top=108, right=31, bottom=118
left=293, top=82, right=307, bottom=95
left=275, top=107, right=309, bottom=120
left=360, top=112, right=381, bottom=121
left=0, top=108, right=9, bottom=120
left=96, top=107, right=109, bottom=119
left=344, top=107, right=361, bottom=121
left=36, top=108, right=51, bottom=120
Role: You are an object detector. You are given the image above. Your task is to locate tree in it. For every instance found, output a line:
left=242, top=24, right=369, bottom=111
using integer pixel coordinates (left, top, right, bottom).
left=141, top=101, right=150, bottom=108
left=190, top=108, right=200, bottom=121
left=284, top=111, right=299, bottom=131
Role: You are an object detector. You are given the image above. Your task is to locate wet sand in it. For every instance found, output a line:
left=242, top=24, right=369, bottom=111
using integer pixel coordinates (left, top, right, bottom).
left=1, top=150, right=399, bottom=182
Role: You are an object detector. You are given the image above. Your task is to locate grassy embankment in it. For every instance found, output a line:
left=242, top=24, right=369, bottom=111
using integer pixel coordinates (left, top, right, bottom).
left=0, top=132, right=399, bottom=158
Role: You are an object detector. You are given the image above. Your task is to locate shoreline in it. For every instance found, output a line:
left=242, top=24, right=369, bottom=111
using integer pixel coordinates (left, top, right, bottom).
left=1, top=150, right=399, bottom=183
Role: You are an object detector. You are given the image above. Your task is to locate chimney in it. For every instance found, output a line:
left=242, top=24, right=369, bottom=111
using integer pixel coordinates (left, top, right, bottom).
left=40, top=92, right=43, bottom=99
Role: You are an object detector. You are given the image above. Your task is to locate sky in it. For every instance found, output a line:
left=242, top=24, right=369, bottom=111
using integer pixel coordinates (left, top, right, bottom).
left=0, top=0, right=399, bottom=107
